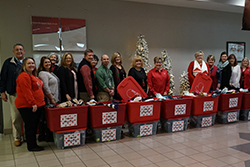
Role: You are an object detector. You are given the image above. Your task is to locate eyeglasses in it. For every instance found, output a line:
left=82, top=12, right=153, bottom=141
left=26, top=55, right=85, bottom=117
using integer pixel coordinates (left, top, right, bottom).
left=156, top=62, right=162, bottom=64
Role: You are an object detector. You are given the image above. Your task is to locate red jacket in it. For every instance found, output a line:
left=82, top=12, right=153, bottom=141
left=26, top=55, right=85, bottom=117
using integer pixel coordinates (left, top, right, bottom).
left=15, top=72, right=45, bottom=108
left=240, top=67, right=250, bottom=89
left=147, top=68, right=170, bottom=96
left=188, top=61, right=210, bottom=86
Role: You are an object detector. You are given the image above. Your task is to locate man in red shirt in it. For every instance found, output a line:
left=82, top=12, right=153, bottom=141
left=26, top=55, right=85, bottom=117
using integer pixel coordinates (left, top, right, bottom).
left=77, top=49, right=96, bottom=102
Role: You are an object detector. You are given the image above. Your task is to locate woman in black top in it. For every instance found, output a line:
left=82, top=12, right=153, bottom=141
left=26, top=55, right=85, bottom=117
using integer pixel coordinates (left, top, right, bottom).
left=110, top=52, right=126, bottom=100
left=217, top=51, right=232, bottom=89
left=128, top=56, right=147, bottom=93
left=57, top=53, right=78, bottom=102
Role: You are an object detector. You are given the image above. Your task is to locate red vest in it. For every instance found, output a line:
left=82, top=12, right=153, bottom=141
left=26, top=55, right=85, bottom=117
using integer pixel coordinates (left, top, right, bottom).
left=210, top=66, right=218, bottom=91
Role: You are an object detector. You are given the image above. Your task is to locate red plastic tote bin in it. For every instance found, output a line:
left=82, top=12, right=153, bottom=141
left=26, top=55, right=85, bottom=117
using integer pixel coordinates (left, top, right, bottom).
left=161, top=96, right=192, bottom=120
left=46, top=105, right=88, bottom=132
left=191, top=95, right=219, bottom=116
left=89, top=101, right=126, bottom=129
left=117, top=76, right=147, bottom=101
left=241, top=92, right=250, bottom=110
left=190, top=72, right=212, bottom=93
left=127, top=101, right=161, bottom=124
left=218, top=93, right=243, bottom=112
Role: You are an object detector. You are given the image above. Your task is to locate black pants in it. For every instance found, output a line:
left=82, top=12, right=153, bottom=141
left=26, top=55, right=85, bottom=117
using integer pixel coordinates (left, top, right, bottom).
left=18, top=107, right=43, bottom=150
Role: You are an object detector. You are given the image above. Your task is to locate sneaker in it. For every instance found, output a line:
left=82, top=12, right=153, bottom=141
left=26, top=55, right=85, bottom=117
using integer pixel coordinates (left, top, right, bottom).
left=14, top=141, right=22, bottom=146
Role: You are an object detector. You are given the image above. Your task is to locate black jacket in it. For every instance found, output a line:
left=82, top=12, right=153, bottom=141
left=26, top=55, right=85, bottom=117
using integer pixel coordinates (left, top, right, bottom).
left=220, top=63, right=232, bottom=89
left=0, top=57, right=22, bottom=95
left=57, top=66, right=77, bottom=102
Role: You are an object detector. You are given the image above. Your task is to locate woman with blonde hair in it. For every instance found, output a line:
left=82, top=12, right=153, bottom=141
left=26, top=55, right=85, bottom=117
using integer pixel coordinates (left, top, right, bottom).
left=187, top=50, right=210, bottom=86
left=128, top=56, right=147, bottom=93
left=57, top=53, right=78, bottom=102
left=240, top=57, right=250, bottom=88
left=110, top=52, right=126, bottom=100
left=147, top=57, right=170, bottom=96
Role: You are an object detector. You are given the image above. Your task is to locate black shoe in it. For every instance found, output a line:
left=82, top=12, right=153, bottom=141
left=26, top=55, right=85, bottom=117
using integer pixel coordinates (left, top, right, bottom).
left=28, top=146, right=44, bottom=152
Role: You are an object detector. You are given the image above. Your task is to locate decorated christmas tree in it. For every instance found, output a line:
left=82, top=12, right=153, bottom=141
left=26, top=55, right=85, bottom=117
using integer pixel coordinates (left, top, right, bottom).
left=179, top=71, right=190, bottom=95
left=135, top=34, right=151, bottom=73
left=161, top=49, right=175, bottom=95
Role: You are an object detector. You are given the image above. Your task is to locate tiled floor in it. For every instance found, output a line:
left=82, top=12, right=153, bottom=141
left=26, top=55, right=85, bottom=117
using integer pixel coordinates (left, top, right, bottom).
left=1, top=121, right=250, bottom=167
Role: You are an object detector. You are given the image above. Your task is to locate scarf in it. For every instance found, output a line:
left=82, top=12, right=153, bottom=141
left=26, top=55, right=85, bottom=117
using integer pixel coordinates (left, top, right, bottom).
left=217, top=60, right=229, bottom=70
left=193, top=60, right=208, bottom=77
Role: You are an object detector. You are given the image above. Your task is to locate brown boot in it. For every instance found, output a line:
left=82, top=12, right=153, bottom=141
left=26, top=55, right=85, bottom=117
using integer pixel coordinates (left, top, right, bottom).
left=14, top=141, right=22, bottom=146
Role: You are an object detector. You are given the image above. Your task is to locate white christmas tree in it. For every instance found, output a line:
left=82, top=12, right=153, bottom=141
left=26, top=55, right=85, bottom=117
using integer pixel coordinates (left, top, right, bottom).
left=179, top=71, right=190, bottom=95
left=161, top=49, right=175, bottom=95
left=135, top=34, right=151, bottom=73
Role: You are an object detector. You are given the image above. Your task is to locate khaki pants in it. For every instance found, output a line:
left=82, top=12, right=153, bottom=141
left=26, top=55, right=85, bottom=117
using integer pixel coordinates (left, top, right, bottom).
left=8, top=94, right=24, bottom=141
left=96, top=92, right=112, bottom=102
left=79, top=92, right=91, bottom=102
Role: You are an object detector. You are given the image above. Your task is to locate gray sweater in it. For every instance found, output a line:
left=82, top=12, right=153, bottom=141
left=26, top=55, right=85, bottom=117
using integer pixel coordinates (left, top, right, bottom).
left=38, top=71, right=60, bottom=104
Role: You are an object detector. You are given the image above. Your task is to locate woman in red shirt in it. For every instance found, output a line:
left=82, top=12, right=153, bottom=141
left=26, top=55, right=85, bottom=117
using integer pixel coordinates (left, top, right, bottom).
left=240, top=57, right=250, bottom=89
left=188, top=50, right=210, bottom=87
left=147, top=57, right=170, bottom=96
left=15, top=57, right=45, bottom=152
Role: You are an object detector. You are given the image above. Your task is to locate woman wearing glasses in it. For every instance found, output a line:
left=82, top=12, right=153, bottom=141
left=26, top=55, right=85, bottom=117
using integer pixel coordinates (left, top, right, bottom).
left=187, top=50, right=210, bottom=87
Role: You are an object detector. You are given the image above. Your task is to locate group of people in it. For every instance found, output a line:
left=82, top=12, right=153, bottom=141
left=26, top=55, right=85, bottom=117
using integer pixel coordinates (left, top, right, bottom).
left=1, top=44, right=249, bottom=152
left=188, top=50, right=250, bottom=91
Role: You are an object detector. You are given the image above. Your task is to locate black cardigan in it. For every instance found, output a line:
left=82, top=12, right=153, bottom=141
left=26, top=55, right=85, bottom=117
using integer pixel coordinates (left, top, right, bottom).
left=220, top=63, right=232, bottom=89
left=128, top=67, right=147, bottom=93
left=57, top=66, right=77, bottom=102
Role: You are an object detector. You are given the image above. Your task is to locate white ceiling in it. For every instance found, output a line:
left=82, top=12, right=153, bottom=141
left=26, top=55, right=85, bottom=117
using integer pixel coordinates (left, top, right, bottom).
left=118, top=0, right=245, bottom=13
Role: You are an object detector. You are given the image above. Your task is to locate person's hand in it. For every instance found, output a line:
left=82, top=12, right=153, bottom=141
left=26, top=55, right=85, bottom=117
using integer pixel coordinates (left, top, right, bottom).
left=163, top=92, right=168, bottom=95
left=51, top=99, right=56, bottom=106
left=32, top=105, right=37, bottom=112
left=66, top=94, right=71, bottom=101
left=1, top=92, right=8, bottom=102
left=109, top=90, right=115, bottom=97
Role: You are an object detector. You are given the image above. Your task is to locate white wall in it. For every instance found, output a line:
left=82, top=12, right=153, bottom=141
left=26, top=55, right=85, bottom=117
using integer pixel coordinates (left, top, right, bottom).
left=0, top=0, right=249, bottom=132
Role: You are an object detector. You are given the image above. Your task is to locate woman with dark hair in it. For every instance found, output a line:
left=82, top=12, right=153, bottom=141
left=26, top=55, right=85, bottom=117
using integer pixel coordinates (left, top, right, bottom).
left=207, top=55, right=221, bottom=91
left=110, top=52, right=126, bottom=100
left=240, top=57, right=250, bottom=89
left=48, top=53, right=59, bottom=75
left=15, top=57, right=45, bottom=151
left=128, top=56, right=147, bottom=93
left=217, top=51, right=232, bottom=89
left=37, top=56, right=60, bottom=142
left=147, top=57, right=170, bottom=96
left=57, top=53, right=78, bottom=102
left=38, top=57, right=60, bottom=105
left=228, top=54, right=241, bottom=90
left=91, top=54, right=99, bottom=95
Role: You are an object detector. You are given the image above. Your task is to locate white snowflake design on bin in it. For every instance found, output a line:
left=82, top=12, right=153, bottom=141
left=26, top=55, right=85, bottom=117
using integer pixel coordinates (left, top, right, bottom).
left=102, top=111, right=117, bottom=124
left=60, top=114, right=77, bottom=128
left=101, top=129, right=116, bottom=141
left=228, top=112, right=238, bottom=122
left=201, top=116, right=212, bottom=127
left=64, top=132, right=80, bottom=147
left=229, top=97, right=238, bottom=108
left=174, top=104, right=186, bottom=115
left=172, top=121, right=184, bottom=132
left=140, top=124, right=153, bottom=136
left=203, top=101, right=214, bottom=112
left=140, top=105, right=153, bottom=117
